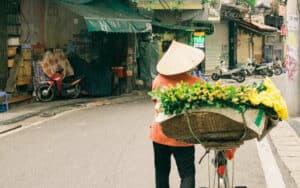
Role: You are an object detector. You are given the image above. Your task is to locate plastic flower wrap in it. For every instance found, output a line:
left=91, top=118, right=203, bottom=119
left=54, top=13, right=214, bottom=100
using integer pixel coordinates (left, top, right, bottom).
left=149, top=78, right=288, bottom=120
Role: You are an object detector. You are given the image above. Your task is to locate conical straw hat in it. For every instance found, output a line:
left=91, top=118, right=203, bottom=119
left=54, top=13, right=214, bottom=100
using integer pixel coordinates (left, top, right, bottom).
left=157, top=40, right=205, bottom=75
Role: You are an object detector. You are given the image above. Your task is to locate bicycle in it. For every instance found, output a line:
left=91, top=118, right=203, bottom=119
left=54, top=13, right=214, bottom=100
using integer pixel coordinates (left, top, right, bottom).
left=199, top=148, right=246, bottom=188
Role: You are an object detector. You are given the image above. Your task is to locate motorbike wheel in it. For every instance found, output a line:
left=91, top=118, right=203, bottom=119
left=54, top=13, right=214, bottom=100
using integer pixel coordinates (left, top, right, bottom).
left=235, top=74, right=246, bottom=83
left=36, top=84, right=55, bottom=102
left=274, top=67, right=282, bottom=75
left=267, top=70, right=273, bottom=77
left=70, top=84, right=81, bottom=99
left=211, top=73, right=220, bottom=81
left=240, top=70, right=248, bottom=77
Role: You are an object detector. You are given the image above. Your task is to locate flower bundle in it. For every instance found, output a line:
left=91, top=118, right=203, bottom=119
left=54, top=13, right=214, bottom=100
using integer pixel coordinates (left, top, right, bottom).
left=149, top=78, right=288, bottom=120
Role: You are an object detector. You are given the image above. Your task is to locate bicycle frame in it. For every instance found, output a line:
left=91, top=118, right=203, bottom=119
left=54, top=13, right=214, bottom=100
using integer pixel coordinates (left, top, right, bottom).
left=215, top=150, right=229, bottom=188
left=199, top=148, right=237, bottom=188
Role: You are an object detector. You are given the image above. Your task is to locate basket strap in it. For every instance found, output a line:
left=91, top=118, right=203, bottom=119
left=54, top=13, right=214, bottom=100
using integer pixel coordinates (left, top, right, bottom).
left=239, top=113, right=248, bottom=141
left=255, top=109, right=264, bottom=127
left=185, top=112, right=202, bottom=144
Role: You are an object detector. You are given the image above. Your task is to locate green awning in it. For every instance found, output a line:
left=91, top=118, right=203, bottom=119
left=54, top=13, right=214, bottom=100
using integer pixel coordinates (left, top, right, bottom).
left=152, top=21, right=194, bottom=31
left=55, top=0, right=152, bottom=33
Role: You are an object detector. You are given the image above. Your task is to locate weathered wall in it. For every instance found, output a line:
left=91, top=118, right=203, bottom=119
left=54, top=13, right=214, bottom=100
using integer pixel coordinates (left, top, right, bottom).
left=253, top=36, right=263, bottom=62
left=20, top=0, right=45, bottom=45
left=237, top=30, right=249, bottom=64
left=205, top=22, right=228, bottom=70
left=237, top=30, right=262, bottom=65
left=44, top=0, right=86, bottom=49
left=275, top=0, right=300, bottom=117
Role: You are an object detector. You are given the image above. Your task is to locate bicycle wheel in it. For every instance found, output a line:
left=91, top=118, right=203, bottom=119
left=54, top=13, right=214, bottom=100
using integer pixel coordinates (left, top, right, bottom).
left=218, top=175, right=229, bottom=188
left=215, top=151, right=229, bottom=188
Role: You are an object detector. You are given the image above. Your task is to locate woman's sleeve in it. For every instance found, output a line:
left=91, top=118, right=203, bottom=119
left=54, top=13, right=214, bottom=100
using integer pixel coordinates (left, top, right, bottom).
left=152, top=76, right=158, bottom=103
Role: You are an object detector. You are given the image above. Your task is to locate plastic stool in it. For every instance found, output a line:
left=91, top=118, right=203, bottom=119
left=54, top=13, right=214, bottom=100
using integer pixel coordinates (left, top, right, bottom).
left=0, top=91, right=8, bottom=112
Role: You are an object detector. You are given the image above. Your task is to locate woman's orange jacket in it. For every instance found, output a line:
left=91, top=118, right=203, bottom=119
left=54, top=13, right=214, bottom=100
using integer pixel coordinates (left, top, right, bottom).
left=150, top=73, right=203, bottom=147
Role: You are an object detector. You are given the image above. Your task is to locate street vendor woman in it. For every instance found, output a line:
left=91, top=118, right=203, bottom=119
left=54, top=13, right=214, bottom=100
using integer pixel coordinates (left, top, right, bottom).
left=150, top=40, right=205, bottom=188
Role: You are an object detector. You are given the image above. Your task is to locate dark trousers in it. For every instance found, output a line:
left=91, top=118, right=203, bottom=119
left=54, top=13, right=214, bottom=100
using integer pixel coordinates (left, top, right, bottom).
left=153, top=142, right=195, bottom=188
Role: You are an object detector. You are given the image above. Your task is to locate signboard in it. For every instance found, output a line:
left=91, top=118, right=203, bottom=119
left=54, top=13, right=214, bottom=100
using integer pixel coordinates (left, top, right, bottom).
left=220, top=5, right=244, bottom=20
left=278, top=5, right=286, bottom=17
left=193, top=32, right=205, bottom=37
left=281, top=24, right=286, bottom=36
left=287, top=15, right=299, bottom=32
left=193, top=34, right=205, bottom=48
left=286, top=15, right=299, bottom=80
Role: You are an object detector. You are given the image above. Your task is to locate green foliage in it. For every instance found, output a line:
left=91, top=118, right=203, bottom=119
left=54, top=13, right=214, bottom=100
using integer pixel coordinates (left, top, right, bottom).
left=148, top=80, right=278, bottom=118
left=241, top=0, right=256, bottom=7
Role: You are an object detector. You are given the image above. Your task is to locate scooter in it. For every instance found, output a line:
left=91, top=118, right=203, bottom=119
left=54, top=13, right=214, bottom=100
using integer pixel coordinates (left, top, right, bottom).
left=242, top=58, right=273, bottom=77
left=271, top=61, right=283, bottom=75
left=211, top=59, right=246, bottom=83
left=36, top=68, right=84, bottom=102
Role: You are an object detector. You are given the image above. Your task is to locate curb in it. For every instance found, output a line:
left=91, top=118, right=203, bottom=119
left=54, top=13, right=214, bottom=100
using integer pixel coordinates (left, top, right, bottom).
left=0, top=125, right=22, bottom=134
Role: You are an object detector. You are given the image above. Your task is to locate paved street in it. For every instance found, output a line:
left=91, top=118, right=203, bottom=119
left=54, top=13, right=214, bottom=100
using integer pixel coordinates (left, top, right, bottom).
left=0, top=98, right=298, bottom=188
left=0, top=0, right=298, bottom=187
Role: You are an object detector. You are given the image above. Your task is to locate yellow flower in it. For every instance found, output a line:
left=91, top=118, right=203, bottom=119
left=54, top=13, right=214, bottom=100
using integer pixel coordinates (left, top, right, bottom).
left=232, top=98, right=239, bottom=104
left=171, top=96, right=177, bottom=102
left=154, top=78, right=289, bottom=120
left=195, top=88, right=201, bottom=95
left=222, top=95, right=228, bottom=100
left=179, top=94, right=185, bottom=100
left=208, top=94, right=214, bottom=101
left=260, top=92, right=273, bottom=108
left=263, top=78, right=275, bottom=90
left=279, top=108, right=289, bottom=120
left=215, top=81, right=221, bottom=86
left=248, top=90, right=260, bottom=105
left=273, top=99, right=289, bottom=119
left=240, top=96, right=248, bottom=103
left=203, top=90, right=209, bottom=96
left=200, top=95, right=207, bottom=100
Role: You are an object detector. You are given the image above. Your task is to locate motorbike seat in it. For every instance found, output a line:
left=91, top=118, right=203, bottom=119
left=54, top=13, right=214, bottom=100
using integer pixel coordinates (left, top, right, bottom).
left=56, top=68, right=64, bottom=74
left=63, top=75, right=80, bottom=83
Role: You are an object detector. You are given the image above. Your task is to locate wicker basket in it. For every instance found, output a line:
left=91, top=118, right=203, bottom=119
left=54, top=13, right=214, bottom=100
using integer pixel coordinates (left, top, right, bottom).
left=158, top=107, right=278, bottom=149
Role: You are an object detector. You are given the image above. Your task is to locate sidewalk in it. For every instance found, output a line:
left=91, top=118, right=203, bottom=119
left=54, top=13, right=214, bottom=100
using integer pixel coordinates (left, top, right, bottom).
left=269, top=118, right=300, bottom=188
left=1, top=90, right=300, bottom=187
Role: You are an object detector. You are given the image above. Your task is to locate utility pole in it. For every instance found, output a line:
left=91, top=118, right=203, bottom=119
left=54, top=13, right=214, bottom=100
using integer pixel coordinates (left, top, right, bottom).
left=283, top=0, right=300, bottom=116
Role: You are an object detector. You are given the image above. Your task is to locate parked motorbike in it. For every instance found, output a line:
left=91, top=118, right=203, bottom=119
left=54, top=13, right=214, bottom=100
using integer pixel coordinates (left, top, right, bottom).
left=192, top=70, right=209, bottom=82
left=211, top=59, right=246, bottom=83
left=242, top=58, right=273, bottom=77
left=36, top=68, right=84, bottom=102
left=271, top=61, right=283, bottom=75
